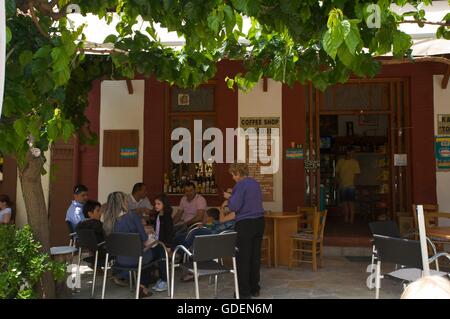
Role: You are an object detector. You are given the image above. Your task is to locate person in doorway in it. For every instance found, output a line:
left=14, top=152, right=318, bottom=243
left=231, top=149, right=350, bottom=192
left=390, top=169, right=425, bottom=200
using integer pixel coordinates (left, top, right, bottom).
left=224, top=163, right=265, bottom=299
left=65, top=184, right=88, bottom=229
left=336, top=146, right=360, bottom=224
left=172, top=182, right=207, bottom=234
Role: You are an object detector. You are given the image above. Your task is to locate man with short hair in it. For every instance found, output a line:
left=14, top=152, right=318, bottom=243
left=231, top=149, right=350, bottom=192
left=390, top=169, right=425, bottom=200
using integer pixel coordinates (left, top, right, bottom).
left=336, top=147, right=360, bottom=224
left=172, top=182, right=207, bottom=231
left=65, top=184, right=88, bottom=228
left=127, top=183, right=153, bottom=215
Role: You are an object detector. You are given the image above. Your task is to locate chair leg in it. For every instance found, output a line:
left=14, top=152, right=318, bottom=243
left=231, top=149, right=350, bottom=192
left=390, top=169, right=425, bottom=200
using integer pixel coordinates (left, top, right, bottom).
left=164, top=248, right=171, bottom=297
left=232, top=257, right=239, bottom=299
left=101, top=254, right=109, bottom=299
left=214, top=275, right=218, bottom=298
left=312, top=242, right=317, bottom=272
left=135, top=257, right=142, bottom=299
left=171, top=255, right=176, bottom=299
left=288, top=239, right=294, bottom=270
left=129, top=271, right=133, bottom=292
left=193, top=262, right=199, bottom=299
left=267, top=237, right=271, bottom=267
left=375, top=260, right=381, bottom=299
left=76, top=248, right=82, bottom=292
left=91, top=251, right=98, bottom=298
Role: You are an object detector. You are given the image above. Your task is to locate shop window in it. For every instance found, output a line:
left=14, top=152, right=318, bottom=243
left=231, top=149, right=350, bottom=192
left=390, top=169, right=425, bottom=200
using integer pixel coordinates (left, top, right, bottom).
left=166, top=85, right=218, bottom=195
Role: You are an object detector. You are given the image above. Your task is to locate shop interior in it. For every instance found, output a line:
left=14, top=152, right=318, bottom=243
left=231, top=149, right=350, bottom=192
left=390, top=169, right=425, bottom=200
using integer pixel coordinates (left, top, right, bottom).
left=320, top=114, right=390, bottom=245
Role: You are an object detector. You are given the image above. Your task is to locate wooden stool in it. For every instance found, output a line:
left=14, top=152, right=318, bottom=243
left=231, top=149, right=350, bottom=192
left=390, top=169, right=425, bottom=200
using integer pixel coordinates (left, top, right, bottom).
left=261, top=235, right=271, bottom=267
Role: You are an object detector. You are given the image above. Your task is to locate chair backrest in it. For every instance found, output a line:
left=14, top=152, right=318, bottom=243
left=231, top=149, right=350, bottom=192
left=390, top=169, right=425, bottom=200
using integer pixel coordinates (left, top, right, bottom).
left=369, top=221, right=401, bottom=238
left=424, top=212, right=450, bottom=228
left=296, top=206, right=317, bottom=230
left=105, top=232, right=143, bottom=258
left=76, top=229, right=99, bottom=251
left=373, top=234, right=423, bottom=269
left=311, top=210, right=327, bottom=241
left=192, top=232, right=237, bottom=262
left=412, top=204, right=439, bottom=229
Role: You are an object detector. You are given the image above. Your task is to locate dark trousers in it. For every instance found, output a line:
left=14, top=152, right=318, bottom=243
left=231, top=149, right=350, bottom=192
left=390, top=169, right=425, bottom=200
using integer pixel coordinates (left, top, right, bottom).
left=235, top=217, right=265, bottom=297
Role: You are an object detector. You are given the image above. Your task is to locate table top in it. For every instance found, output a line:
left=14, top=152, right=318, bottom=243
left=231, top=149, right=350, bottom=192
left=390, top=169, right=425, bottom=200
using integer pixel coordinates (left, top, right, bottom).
left=427, top=227, right=450, bottom=240
left=50, top=246, right=77, bottom=255
left=264, top=212, right=303, bottom=219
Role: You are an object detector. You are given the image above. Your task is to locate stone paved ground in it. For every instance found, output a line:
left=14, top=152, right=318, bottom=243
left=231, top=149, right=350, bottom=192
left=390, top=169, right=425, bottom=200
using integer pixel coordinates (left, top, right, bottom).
left=71, top=256, right=404, bottom=299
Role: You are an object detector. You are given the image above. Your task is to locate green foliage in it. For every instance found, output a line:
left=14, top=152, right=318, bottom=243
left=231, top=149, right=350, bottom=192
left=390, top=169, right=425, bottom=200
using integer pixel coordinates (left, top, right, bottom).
left=2, top=0, right=449, bottom=168
left=0, top=225, right=65, bottom=299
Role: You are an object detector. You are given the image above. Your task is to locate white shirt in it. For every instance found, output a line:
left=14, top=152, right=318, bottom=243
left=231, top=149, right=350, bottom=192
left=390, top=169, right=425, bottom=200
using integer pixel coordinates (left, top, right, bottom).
left=127, top=194, right=153, bottom=211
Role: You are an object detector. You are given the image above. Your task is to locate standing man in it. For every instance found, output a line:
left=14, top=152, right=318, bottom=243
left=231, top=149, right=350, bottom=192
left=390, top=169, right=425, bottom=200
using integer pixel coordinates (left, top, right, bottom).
left=225, top=163, right=265, bottom=299
left=172, top=182, right=207, bottom=233
left=336, top=146, right=360, bottom=224
left=65, top=184, right=88, bottom=229
left=127, top=183, right=153, bottom=216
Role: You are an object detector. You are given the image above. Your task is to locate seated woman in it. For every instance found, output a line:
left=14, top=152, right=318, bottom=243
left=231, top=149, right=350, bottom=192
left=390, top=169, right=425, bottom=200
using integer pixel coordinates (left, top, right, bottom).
left=148, top=193, right=173, bottom=292
left=0, top=194, right=12, bottom=225
left=102, top=191, right=155, bottom=298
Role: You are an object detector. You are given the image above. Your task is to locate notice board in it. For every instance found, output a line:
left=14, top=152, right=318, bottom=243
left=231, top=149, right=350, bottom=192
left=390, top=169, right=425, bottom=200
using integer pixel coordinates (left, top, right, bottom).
left=103, top=130, right=139, bottom=167
left=240, top=117, right=280, bottom=202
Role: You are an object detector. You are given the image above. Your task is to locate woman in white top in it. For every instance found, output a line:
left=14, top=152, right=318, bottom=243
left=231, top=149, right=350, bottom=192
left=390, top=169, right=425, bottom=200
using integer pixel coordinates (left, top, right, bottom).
left=0, top=194, right=12, bottom=224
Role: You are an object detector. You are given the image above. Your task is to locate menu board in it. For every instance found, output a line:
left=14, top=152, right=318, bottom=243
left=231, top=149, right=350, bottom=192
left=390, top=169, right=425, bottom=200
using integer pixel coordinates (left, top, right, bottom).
left=240, top=117, right=280, bottom=202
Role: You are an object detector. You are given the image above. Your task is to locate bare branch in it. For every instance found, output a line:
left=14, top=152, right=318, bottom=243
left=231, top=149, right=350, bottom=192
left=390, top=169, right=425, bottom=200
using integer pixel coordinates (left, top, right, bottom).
left=28, top=1, right=50, bottom=38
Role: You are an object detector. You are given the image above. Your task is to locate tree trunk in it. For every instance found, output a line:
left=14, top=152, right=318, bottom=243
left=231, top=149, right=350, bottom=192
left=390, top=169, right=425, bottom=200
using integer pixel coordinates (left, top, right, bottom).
left=18, top=151, right=56, bottom=299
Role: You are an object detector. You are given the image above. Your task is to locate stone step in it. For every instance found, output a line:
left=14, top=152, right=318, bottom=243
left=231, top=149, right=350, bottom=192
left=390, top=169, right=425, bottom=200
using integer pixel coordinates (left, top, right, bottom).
left=323, top=246, right=372, bottom=257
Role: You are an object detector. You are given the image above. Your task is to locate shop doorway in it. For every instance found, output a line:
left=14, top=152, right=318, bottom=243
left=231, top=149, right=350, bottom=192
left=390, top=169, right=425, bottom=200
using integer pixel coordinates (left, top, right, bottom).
left=305, top=79, right=411, bottom=246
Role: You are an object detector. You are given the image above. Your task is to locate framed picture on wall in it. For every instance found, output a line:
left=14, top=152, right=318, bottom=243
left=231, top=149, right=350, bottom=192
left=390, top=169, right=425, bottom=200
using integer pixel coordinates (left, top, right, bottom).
left=359, top=114, right=378, bottom=126
left=177, top=93, right=190, bottom=106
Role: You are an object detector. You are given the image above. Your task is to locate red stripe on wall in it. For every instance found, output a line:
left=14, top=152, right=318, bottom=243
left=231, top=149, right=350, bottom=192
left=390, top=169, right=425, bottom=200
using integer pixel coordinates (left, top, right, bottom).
left=79, top=79, right=101, bottom=200
left=282, top=83, right=306, bottom=212
left=143, top=77, right=166, bottom=201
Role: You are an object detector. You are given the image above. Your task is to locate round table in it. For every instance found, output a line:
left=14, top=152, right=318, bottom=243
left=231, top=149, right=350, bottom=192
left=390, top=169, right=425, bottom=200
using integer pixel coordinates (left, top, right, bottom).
left=50, top=246, right=78, bottom=297
left=427, top=227, right=450, bottom=241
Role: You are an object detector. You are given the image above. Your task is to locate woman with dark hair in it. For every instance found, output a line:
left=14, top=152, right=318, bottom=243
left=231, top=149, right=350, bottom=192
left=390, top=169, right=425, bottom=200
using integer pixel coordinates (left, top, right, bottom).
left=150, top=193, right=174, bottom=292
left=0, top=194, right=12, bottom=224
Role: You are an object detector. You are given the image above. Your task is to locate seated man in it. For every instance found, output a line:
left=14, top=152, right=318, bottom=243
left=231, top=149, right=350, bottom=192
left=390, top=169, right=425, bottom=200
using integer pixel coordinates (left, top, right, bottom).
left=65, top=184, right=88, bottom=229
left=172, top=182, right=207, bottom=234
left=127, top=182, right=153, bottom=216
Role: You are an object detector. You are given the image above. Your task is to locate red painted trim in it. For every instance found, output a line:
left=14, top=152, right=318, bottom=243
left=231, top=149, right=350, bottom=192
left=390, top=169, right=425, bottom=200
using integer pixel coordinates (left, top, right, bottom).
left=282, top=83, right=306, bottom=212
left=79, top=80, right=101, bottom=200
left=143, top=77, right=165, bottom=201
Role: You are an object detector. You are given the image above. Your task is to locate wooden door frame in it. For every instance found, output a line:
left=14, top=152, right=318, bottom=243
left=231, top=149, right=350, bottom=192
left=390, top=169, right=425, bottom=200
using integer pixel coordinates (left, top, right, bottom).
left=307, top=78, right=412, bottom=219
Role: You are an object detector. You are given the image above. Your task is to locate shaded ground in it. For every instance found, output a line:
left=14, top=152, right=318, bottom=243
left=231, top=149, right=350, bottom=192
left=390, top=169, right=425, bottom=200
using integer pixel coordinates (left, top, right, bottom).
left=70, top=256, right=403, bottom=299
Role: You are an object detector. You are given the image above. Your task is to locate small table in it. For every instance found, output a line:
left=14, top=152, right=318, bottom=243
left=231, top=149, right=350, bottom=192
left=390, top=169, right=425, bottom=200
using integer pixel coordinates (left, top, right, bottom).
left=264, top=212, right=301, bottom=267
left=50, top=246, right=78, bottom=297
left=427, top=227, right=450, bottom=241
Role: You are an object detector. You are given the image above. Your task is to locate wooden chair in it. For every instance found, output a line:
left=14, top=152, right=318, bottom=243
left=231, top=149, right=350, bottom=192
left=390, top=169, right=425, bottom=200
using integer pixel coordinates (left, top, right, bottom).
left=289, top=210, right=327, bottom=271
left=260, top=235, right=271, bottom=267
left=424, top=212, right=450, bottom=251
left=296, top=206, right=316, bottom=231
left=412, top=204, right=439, bottom=230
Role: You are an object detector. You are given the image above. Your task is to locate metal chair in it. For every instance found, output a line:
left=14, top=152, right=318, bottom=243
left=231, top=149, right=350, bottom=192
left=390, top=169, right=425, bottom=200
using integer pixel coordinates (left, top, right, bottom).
left=101, top=233, right=170, bottom=299
left=372, top=234, right=450, bottom=299
left=67, top=221, right=77, bottom=247
left=76, top=229, right=106, bottom=297
left=171, top=232, right=239, bottom=299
